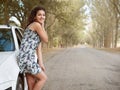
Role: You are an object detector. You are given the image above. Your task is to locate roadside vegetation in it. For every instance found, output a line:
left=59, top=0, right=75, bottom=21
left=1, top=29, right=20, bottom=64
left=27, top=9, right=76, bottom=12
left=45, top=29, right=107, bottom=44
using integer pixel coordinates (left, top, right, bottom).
left=86, top=0, right=120, bottom=48
left=0, top=0, right=86, bottom=48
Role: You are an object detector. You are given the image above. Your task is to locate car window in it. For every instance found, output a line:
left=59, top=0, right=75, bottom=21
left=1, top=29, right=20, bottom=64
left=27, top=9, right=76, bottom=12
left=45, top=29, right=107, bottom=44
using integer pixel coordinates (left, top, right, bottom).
left=0, top=28, right=15, bottom=51
left=15, top=29, right=23, bottom=48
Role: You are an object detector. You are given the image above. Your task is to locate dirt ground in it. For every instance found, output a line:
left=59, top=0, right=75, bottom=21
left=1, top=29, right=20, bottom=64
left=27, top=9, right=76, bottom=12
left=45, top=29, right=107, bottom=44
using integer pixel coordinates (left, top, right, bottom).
left=42, top=47, right=120, bottom=90
left=42, top=47, right=120, bottom=62
left=97, top=47, right=120, bottom=54
left=43, top=47, right=120, bottom=57
left=42, top=48, right=65, bottom=62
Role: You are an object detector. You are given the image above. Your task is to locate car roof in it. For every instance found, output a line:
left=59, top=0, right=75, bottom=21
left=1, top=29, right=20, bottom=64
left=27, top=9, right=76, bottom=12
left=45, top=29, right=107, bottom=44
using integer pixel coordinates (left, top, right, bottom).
left=0, top=25, right=23, bottom=30
left=0, top=25, right=11, bottom=29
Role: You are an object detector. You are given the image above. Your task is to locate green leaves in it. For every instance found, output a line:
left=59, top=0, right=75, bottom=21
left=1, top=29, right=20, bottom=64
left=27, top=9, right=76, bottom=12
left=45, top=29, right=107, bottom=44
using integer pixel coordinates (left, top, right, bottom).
left=0, top=0, right=86, bottom=47
left=87, top=0, right=120, bottom=48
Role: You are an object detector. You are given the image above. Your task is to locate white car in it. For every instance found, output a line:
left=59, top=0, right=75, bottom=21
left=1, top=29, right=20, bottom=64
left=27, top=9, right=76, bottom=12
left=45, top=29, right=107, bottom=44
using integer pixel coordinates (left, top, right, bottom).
left=0, top=25, right=27, bottom=90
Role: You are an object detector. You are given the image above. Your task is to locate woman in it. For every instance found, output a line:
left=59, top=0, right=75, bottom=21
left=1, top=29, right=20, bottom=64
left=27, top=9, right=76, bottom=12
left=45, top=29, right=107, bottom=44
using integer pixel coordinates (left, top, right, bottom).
left=17, top=6, right=48, bottom=90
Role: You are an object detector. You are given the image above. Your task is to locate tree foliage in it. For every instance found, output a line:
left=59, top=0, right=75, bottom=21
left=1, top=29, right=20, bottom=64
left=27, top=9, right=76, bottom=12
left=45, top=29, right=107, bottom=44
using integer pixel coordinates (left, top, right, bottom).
left=0, top=0, right=86, bottom=48
left=86, top=0, right=120, bottom=48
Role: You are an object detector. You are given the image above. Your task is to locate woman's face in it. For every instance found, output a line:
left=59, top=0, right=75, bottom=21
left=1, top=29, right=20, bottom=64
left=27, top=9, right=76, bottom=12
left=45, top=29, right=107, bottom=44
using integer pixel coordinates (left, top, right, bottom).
left=35, top=10, right=46, bottom=24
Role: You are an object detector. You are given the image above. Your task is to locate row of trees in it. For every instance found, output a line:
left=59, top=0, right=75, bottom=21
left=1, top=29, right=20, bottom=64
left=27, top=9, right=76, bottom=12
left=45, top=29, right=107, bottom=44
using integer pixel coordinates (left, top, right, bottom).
left=86, top=0, right=120, bottom=48
left=0, top=0, right=86, bottom=48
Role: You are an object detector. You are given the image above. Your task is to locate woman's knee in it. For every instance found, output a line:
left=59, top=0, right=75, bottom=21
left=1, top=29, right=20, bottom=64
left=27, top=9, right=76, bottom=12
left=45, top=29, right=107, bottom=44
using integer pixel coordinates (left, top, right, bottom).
left=40, top=72, right=47, bottom=82
left=35, top=71, right=47, bottom=82
left=43, top=73, right=47, bottom=82
left=26, top=73, right=35, bottom=84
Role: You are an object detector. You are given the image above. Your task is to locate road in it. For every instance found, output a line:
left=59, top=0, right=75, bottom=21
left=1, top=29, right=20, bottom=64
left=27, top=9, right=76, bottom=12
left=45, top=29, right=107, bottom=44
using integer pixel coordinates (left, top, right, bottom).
left=42, top=47, right=120, bottom=90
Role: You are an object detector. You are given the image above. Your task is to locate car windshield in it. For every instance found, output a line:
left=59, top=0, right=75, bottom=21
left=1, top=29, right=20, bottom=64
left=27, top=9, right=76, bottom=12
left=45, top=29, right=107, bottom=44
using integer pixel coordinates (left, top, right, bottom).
left=0, top=28, right=15, bottom=51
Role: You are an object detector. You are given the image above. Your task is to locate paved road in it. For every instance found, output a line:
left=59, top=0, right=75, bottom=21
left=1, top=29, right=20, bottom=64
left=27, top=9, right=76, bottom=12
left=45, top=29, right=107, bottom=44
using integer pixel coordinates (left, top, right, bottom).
left=43, top=47, right=120, bottom=90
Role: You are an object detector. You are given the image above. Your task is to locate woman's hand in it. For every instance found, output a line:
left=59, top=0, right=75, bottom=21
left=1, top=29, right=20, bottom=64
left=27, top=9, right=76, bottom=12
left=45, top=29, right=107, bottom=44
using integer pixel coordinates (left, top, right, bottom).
left=40, top=63, right=46, bottom=72
left=41, top=22, right=44, bottom=28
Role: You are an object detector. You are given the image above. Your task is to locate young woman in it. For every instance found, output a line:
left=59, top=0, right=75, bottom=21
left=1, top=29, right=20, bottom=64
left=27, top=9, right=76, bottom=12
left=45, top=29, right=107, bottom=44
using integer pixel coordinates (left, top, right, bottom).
left=17, top=6, right=48, bottom=90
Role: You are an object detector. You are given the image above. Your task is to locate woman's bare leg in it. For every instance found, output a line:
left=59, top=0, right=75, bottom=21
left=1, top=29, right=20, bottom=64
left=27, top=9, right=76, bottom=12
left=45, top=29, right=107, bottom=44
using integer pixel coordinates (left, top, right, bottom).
left=26, top=73, right=36, bottom=90
left=33, top=71, right=47, bottom=90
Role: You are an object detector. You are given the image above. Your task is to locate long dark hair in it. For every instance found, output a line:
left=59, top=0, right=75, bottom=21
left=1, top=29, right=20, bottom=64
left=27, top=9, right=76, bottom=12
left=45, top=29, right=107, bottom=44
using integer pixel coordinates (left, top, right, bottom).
left=27, top=6, right=46, bottom=27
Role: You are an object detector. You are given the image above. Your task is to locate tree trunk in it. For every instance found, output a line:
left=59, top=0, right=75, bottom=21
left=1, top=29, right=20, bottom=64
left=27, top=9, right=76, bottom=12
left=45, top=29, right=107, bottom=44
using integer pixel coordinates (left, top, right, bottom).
left=4, top=1, right=9, bottom=24
left=114, top=14, right=119, bottom=48
left=104, top=29, right=112, bottom=48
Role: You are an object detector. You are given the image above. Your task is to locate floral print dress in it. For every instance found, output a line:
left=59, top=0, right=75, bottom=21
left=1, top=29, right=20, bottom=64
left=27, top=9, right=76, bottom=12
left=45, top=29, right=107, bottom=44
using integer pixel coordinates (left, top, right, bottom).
left=17, top=28, right=41, bottom=74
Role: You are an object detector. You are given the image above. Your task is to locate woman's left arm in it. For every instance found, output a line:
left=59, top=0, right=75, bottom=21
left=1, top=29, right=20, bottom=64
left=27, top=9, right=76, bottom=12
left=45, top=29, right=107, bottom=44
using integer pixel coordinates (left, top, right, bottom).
left=37, top=43, right=45, bottom=72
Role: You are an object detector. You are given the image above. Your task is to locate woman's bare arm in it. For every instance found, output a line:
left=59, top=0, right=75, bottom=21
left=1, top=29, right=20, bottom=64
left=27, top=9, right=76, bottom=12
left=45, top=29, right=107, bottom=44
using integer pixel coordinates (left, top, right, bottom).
left=36, top=43, right=45, bottom=71
left=34, top=22, right=48, bottom=43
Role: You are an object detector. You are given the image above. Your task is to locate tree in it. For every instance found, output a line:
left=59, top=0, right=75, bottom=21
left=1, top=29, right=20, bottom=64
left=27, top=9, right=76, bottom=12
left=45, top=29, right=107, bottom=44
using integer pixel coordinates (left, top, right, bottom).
left=86, top=0, right=120, bottom=48
left=0, top=0, right=87, bottom=48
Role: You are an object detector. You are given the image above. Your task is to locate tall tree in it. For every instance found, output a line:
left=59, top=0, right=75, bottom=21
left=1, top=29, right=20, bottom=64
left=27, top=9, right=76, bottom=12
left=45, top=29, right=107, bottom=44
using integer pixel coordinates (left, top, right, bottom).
left=86, top=0, right=120, bottom=48
left=0, top=0, right=86, bottom=48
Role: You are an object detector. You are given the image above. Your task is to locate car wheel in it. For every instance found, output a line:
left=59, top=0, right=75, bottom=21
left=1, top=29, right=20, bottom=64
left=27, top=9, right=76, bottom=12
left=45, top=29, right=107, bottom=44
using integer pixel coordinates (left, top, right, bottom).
left=16, top=75, right=24, bottom=90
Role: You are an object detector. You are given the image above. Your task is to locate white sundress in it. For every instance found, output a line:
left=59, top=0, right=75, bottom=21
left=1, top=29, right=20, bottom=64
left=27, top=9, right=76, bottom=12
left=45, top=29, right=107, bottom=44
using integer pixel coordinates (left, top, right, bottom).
left=17, top=28, right=41, bottom=74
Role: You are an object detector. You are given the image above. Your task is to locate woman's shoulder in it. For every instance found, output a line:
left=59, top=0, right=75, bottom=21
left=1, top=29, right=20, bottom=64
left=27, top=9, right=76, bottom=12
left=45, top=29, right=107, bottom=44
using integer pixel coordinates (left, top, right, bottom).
left=32, top=22, right=42, bottom=27
left=28, top=22, right=42, bottom=31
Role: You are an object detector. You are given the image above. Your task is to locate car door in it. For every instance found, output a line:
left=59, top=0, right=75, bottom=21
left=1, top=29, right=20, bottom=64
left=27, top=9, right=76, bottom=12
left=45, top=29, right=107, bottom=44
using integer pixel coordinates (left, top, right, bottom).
left=15, top=28, right=25, bottom=90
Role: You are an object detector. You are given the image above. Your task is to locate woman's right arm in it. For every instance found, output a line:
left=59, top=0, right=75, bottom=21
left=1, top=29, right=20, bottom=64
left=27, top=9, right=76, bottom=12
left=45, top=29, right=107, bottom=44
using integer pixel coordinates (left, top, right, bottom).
left=34, top=22, right=48, bottom=43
